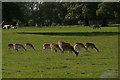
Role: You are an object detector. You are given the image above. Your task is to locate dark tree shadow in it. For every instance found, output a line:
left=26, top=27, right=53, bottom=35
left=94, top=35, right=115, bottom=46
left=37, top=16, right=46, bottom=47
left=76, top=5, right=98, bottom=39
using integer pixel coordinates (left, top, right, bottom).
left=17, top=32, right=120, bottom=36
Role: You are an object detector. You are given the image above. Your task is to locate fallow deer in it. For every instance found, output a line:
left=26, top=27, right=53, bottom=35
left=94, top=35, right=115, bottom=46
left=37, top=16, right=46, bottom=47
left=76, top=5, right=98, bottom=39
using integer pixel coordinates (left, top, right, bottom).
left=8, top=44, right=19, bottom=51
left=93, top=25, right=101, bottom=29
left=25, top=43, right=35, bottom=50
left=58, top=41, right=71, bottom=46
left=43, top=44, right=51, bottom=50
left=8, top=43, right=26, bottom=51
left=50, top=43, right=63, bottom=53
left=58, top=41, right=71, bottom=51
left=58, top=41, right=79, bottom=56
left=85, top=43, right=99, bottom=52
left=3, top=25, right=13, bottom=29
left=60, top=45, right=79, bottom=56
left=43, top=43, right=62, bottom=53
left=74, top=43, right=87, bottom=53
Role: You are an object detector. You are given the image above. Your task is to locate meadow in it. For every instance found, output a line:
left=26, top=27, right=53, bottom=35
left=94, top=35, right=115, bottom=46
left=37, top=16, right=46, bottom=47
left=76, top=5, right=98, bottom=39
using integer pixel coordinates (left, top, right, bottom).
left=2, top=25, right=119, bottom=78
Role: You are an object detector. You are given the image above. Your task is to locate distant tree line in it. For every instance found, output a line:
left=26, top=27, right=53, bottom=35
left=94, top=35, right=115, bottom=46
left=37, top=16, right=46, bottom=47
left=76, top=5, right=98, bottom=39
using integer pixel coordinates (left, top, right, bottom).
left=2, top=2, right=120, bottom=27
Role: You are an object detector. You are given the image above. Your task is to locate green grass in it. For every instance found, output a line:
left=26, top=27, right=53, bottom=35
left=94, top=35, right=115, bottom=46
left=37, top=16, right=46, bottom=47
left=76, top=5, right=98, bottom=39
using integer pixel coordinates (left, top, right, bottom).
left=2, top=25, right=119, bottom=78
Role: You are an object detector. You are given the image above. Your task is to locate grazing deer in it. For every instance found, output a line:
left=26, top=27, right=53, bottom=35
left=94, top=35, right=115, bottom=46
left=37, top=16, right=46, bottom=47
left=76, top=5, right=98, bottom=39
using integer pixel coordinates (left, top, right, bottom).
left=58, top=41, right=71, bottom=46
left=43, top=44, right=51, bottom=50
left=3, top=25, right=13, bottom=29
left=58, top=41, right=71, bottom=51
left=74, top=43, right=87, bottom=53
left=25, top=43, right=35, bottom=50
left=58, top=41, right=78, bottom=56
left=85, top=43, right=99, bottom=52
left=8, top=43, right=26, bottom=51
left=50, top=43, right=63, bottom=53
left=60, top=45, right=79, bottom=56
left=93, top=25, right=101, bottom=29
left=8, top=44, right=19, bottom=51
left=43, top=43, right=62, bottom=53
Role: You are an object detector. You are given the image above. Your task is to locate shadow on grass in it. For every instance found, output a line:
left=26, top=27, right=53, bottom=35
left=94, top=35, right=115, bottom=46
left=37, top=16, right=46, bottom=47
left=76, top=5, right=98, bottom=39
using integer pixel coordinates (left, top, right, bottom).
left=17, top=32, right=120, bottom=36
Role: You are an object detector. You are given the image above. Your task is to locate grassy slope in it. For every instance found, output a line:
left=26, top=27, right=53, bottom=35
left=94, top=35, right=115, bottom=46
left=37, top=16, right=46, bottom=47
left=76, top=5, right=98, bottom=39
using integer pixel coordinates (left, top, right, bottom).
left=2, top=25, right=119, bottom=78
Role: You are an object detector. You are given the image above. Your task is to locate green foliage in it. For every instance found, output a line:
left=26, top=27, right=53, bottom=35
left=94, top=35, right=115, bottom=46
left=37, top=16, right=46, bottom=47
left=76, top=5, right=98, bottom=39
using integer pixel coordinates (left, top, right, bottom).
left=96, top=2, right=120, bottom=18
left=78, top=20, right=84, bottom=25
left=2, top=2, right=24, bottom=24
left=82, top=3, right=98, bottom=20
left=96, top=3, right=114, bottom=18
left=2, top=2, right=120, bottom=26
left=65, top=3, right=83, bottom=20
left=28, top=19, right=34, bottom=26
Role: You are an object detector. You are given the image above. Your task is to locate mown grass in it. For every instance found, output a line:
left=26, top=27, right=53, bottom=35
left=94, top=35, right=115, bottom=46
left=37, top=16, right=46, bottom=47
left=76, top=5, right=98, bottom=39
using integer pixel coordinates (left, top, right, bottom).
left=2, top=25, right=119, bottom=78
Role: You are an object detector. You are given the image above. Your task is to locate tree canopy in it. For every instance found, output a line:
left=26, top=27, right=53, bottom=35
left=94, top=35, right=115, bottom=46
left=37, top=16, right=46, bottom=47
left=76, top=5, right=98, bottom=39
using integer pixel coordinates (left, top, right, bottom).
left=2, top=2, right=120, bottom=26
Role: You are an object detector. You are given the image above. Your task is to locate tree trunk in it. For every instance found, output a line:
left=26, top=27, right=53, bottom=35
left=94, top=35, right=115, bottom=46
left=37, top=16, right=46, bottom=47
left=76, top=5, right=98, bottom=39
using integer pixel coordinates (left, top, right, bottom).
left=101, top=19, right=108, bottom=27
left=84, top=19, right=90, bottom=26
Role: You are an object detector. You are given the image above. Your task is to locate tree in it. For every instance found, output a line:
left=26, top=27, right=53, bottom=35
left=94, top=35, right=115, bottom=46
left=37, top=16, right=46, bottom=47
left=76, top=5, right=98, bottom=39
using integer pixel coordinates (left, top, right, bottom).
left=29, top=2, right=67, bottom=26
left=96, top=2, right=120, bottom=26
left=2, top=2, right=24, bottom=25
left=82, top=2, right=99, bottom=26
left=64, top=2, right=83, bottom=25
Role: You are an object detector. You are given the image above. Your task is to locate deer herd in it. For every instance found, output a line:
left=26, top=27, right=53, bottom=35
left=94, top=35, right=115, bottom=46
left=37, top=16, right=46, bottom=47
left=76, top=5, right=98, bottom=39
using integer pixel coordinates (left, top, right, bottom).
left=8, top=41, right=99, bottom=57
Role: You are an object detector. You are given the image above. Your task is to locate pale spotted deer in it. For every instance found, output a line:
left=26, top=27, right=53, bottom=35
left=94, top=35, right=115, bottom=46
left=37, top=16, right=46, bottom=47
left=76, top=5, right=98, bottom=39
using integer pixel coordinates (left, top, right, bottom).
left=3, top=25, right=13, bottom=29
left=85, top=43, right=99, bottom=52
left=43, top=43, right=62, bottom=53
left=25, top=43, right=35, bottom=50
left=74, top=43, right=87, bottom=53
left=8, top=43, right=26, bottom=51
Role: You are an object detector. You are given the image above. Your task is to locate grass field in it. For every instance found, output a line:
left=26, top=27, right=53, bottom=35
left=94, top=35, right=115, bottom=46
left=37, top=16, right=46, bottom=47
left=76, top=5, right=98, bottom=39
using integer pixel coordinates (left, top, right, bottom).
left=2, top=25, right=119, bottom=78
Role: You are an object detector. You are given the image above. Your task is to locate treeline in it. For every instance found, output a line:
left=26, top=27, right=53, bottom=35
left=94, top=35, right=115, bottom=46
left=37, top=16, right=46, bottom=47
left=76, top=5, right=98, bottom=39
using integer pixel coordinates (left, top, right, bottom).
left=2, top=2, right=120, bottom=27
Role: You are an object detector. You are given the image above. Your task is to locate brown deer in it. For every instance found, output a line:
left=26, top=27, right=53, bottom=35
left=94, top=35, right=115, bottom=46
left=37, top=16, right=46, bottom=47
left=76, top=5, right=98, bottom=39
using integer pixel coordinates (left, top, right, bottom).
left=85, top=43, right=99, bottom=52
left=58, top=41, right=71, bottom=51
left=93, top=25, right=101, bottom=29
left=8, top=43, right=26, bottom=51
left=43, top=44, right=51, bottom=50
left=8, top=44, right=19, bottom=51
left=58, top=41, right=79, bottom=56
left=58, top=41, right=71, bottom=46
left=74, top=43, right=87, bottom=53
left=60, top=45, right=79, bottom=56
left=25, top=43, right=35, bottom=50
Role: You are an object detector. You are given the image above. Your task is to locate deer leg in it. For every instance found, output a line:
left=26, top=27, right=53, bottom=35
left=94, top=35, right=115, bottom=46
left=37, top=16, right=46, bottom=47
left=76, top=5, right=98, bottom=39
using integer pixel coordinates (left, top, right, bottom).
left=55, top=49, right=57, bottom=52
left=94, top=47, right=99, bottom=52
left=42, top=45, right=45, bottom=50
left=91, top=47, right=94, bottom=49
left=68, top=51, right=71, bottom=56
left=15, top=49, right=19, bottom=51
left=8, top=46, right=10, bottom=49
left=30, top=45, right=35, bottom=50
left=85, top=47, right=89, bottom=52
left=32, top=46, right=35, bottom=50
